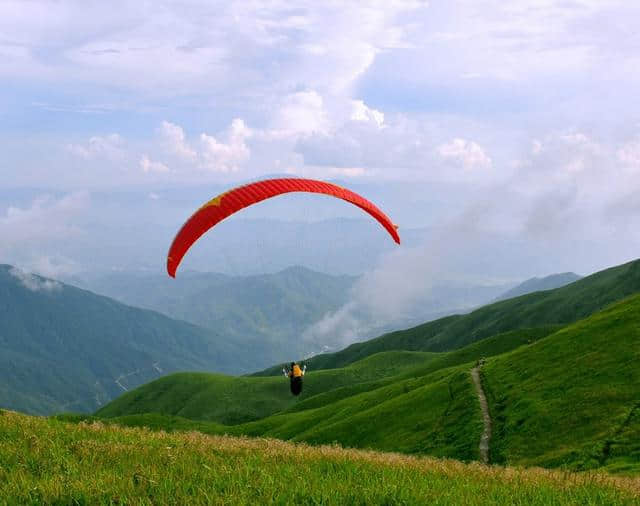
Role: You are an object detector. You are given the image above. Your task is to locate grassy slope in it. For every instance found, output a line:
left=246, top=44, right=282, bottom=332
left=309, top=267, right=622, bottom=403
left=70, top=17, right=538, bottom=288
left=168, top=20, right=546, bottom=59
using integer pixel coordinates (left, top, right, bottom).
left=260, top=258, right=640, bottom=372
left=483, top=294, right=640, bottom=474
left=3, top=411, right=638, bottom=505
left=392, top=326, right=562, bottom=381
left=96, top=351, right=437, bottom=424
left=93, top=296, right=640, bottom=474
left=423, top=258, right=640, bottom=351
left=234, top=366, right=480, bottom=461
left=282, top=326, right=560, bottom=415
left=97, top=326, right=551, bottom=426
left=96, top=328, right=557, bottom=464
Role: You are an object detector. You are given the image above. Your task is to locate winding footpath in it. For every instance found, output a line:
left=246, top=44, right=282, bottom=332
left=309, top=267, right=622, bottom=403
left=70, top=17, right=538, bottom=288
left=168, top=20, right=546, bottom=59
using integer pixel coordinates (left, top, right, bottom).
left=471, top=362, right=492, bottom=465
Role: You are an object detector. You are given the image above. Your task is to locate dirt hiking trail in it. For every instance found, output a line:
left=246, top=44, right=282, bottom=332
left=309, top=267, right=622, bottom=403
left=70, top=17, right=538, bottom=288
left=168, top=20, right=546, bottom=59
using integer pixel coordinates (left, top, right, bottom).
left=471, top=361, right=492, bottom=465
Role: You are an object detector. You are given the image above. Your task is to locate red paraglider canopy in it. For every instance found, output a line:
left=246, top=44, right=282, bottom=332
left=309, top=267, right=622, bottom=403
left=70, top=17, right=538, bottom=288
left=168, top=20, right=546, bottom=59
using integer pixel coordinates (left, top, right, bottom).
left=167, top=178, right=400, bottom=277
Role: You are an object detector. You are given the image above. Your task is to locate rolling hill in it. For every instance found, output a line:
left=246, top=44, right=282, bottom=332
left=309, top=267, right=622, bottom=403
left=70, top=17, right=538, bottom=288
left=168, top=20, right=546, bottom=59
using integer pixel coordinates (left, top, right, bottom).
left=95, top=350, right=436, bottom=425
left=0, top=265, right=251, bottom=415
left=90, top=259, right=640, bottom=475
left=483, top=294, right=640, bottom=473
left=96, top=327, right=557, bottom=426
left=238, top=294, right=639, bottom=472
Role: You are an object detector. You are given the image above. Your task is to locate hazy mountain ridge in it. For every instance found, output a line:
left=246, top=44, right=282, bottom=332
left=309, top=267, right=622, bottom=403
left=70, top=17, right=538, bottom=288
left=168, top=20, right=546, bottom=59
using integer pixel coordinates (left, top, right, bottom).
left=77, top=265, right=357, bottom=362
left=79, top=266, right=516, bottom=361
left=0, top=263, right=513, bottom=415
left=286, top=258, right=640, bottom=371
left=494, top=272, right=582, bottom=302
left=0, top=265, right=251, bottom=415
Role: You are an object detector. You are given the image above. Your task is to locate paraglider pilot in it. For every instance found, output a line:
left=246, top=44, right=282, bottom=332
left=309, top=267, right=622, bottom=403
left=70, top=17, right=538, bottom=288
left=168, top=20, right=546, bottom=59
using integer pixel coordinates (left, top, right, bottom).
left=283, top=362, right=306, bottom=396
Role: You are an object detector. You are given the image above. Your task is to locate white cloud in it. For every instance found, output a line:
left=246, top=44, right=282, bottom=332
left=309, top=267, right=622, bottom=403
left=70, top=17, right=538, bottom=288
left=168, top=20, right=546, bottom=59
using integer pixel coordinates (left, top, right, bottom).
left=302, top=219, right=504, bottom=349
left=350, top=99, right=384, bottom=128
left=505, top=129, right=640, bottom=242
left=159, top=121, right=197, bottom=161
left=21, top=255, right=80, bottom=279
left=0, top=1, right=422, bottom=99
left=0, top=192, right=91, bottom=274
left=292, top=107, right=505, bottom=182
left=67, top=134, right=124, bottom=160
left=144, top=119, right=253, bottom=174
left=139, top=155, right=169, bottom=173
left=617, top=137, right=640, bottom=171
left=302, top=300, right=362, bottom=349
left=437, top=138, right=492, bottom=170
left=268, top=91, right=329, bottom=138
left=526, top=130, right=604, bottom=184
left=9, top=266, right=62, bottom=293
left=199, top=118, right=252, bottom=172
left=0, top=192, right=90, bottom=246
left=329, top=167, right=367, bottom=177
left=5, top=1, right=640, bottom=190
left=559, top=132, right=591, bottom=145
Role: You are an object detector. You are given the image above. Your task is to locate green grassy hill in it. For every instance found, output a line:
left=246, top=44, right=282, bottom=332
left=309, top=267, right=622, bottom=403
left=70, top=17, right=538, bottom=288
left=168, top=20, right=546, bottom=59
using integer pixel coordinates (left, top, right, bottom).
left=96, top=326, right=552, bottom=428
left=0, top=265, right=250, bottom=415
left=483, top=293, right=640, bottom=474
left=91, top=325, right=587, bottom=465
left=238, top=295, right=639, bottom=472
left=92, top=267, right=640, bottom=475
left=96, top=350, right=436, bottom=424
left=3, top=411, right=638, bottom=505
left=234, top=366, right=481, bottom=460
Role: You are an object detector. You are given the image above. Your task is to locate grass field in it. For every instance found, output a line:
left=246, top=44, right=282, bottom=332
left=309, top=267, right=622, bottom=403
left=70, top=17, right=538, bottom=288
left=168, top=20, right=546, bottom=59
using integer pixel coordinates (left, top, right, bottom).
left=2, top=410, right=639, bottom=505
left=230, top=366, right=480, bottom=460
left=96, top=327, right=555, bottom=427
left=483, top=294, right=640, bottom=474
left=95, top=350, right=437, bottom=425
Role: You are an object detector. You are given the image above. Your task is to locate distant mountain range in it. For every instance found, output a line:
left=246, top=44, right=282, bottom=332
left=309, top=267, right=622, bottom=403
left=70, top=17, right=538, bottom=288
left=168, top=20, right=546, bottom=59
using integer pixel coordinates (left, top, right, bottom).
left=0, top=264, right=251, bottom=415
left=493, top=272, right=582, bottom=301
left=73, top=266, right=357, bottom=362
left=75, top=266, right=518, bottom=359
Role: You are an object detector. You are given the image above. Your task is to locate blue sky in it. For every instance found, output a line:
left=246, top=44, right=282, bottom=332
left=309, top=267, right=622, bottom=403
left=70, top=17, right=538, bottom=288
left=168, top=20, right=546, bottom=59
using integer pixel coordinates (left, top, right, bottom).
left=1, top=0, right=637, bottom=187
left=1, top=0, right=640, bottom=282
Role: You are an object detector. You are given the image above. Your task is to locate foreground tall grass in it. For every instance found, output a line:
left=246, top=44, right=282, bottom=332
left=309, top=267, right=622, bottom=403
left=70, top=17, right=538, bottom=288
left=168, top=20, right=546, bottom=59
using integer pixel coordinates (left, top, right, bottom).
left=1, top=410, right=638, bottom=504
